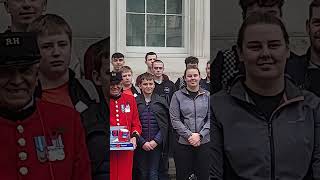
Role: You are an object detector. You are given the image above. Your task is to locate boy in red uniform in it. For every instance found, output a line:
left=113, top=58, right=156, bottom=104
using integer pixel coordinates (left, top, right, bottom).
left=0, top=32, right=91, bottom=179
left=109, top=72, right=142, bottom=180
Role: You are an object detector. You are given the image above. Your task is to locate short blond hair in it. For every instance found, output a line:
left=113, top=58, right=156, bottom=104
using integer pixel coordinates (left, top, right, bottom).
left=27, top=14, right=72, bottom=44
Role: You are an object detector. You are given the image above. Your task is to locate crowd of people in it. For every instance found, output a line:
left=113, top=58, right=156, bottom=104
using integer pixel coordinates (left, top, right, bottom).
left=108, top=52, right=211, bottom=180
left=2, top=0, right=320, bottom=180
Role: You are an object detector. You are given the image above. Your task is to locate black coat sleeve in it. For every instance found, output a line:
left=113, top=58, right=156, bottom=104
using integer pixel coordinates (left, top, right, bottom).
left=210, top=96, right=224, bottom=180
left=211, top=51, right=224, bottom=94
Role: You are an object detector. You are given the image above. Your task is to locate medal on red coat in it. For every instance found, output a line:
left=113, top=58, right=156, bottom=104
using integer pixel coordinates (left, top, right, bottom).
left=34, top=136, right=48, bottom=163
left=121, top=104, right=125, bottom=112
left=33, top=133, right=65, bottom=162
left=47, top=134, right=65, bottom=161
left=125, top=103, right=131, bottom=113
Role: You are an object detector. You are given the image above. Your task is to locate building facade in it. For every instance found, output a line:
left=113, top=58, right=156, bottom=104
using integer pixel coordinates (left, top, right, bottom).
left=110, top=0, right=210, bottom=81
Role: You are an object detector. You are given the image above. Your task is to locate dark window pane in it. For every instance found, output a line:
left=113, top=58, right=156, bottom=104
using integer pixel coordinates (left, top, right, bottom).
left=167, top=0, right=182, bottom=14
left=127, top=0, right=145, bottom=13
left=147, top=15, right=165, bottom=47
left=167, top=15, right=183, bottom=47
left=127, top=14, right=145, bottom=46
left=147, top=0, right=165, bottom=13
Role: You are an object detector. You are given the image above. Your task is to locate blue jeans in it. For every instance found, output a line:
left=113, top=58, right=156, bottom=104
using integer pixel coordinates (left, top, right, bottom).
left=135, top=145, right=162, bottom=180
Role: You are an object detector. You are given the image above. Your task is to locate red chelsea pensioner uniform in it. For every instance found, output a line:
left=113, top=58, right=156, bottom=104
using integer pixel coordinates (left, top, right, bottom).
left=110, top=93, right=141, bottom=180
left=0, top=100, right=92, bottom=180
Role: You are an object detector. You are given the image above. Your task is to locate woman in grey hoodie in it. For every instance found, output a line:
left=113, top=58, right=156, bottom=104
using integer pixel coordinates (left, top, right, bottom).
left=169, top=65, right=210, bottom=180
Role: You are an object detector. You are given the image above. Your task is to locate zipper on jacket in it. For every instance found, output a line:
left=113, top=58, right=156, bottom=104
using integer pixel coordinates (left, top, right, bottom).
left=147, top=105, right=151, bottom=141
left=268, top=120, right=275, bottom=180
left=195, top=99, right=198, bottom=134
left=193, top=93, right=203, bottom=133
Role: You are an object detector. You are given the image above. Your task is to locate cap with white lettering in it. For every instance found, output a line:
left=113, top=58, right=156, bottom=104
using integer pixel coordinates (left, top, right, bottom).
left=0, top=32, right=41, bottom=67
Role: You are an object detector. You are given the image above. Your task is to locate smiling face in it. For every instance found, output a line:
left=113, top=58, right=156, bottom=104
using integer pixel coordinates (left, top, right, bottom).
left=139, top=79, right=155, bottom=96
left=110, top=83, right=122, bottom=97
left=184, top=68, right=201, bottom=89
left=0, top=64, right=38, bottom=110
left=239, top=23, right=289, bottom=81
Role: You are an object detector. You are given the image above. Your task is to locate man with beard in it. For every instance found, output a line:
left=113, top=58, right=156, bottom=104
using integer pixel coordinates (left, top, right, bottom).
left=286, top=0, right=320, bottom=96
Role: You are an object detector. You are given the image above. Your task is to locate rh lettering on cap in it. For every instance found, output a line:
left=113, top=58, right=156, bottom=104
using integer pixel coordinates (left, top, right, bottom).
left=5, top=37, right=20, bottom=46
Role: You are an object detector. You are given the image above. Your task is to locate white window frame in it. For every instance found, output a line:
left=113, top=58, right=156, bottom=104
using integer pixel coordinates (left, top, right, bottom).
left=110, top=0, right=210, bottom=59
left=111, top=0, right=189, bottom=57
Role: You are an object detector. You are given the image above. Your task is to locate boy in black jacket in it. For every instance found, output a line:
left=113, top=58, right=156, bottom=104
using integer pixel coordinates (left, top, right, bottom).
left=134, top=73, right=169, bottom=180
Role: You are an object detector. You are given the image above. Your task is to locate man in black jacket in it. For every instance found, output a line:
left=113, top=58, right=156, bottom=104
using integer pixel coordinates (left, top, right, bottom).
left=152, top=60, right=176, bottom=105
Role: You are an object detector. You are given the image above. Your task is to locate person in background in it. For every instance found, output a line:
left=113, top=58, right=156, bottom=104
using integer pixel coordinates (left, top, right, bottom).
left=135, top=52, right=170, bottom=87
left=200, top=60, right=212, bottom=91
left=111, top=52, right=125, bottom=73
left=120, top=66, right=140, bottom=97
left=174, top=56, right=199, bottom=90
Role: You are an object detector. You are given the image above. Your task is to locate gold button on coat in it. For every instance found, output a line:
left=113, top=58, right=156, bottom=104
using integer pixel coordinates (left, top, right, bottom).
left=18, top=152, right=28, bottom=161
left=17, top=125, right=24, bottom=134
left=19, top=167, right=28, bottom=175
left=17, top=138, right=26, bottom=147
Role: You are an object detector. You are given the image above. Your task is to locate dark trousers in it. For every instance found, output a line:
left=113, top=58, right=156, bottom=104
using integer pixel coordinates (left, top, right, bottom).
left=135, top=146, right=162, bottom=180
left=173, top=142, right=210, bottom=180
left=159, top=154, right=169, bottom=180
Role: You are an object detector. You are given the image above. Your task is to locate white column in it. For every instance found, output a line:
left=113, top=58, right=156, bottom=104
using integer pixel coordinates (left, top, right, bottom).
left=189, top=0, right=210, bottom=61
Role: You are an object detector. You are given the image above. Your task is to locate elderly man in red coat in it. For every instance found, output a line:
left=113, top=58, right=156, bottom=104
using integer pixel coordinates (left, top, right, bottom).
left=109, top=72, right=142, bottom=180
left=0, top=32, right=91, bottom=180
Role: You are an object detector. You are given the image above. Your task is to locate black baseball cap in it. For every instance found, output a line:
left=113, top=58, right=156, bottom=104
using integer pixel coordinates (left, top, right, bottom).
left=110, top=71, right=122, bottom=84
left=0, top=32, right=41, bottom=67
